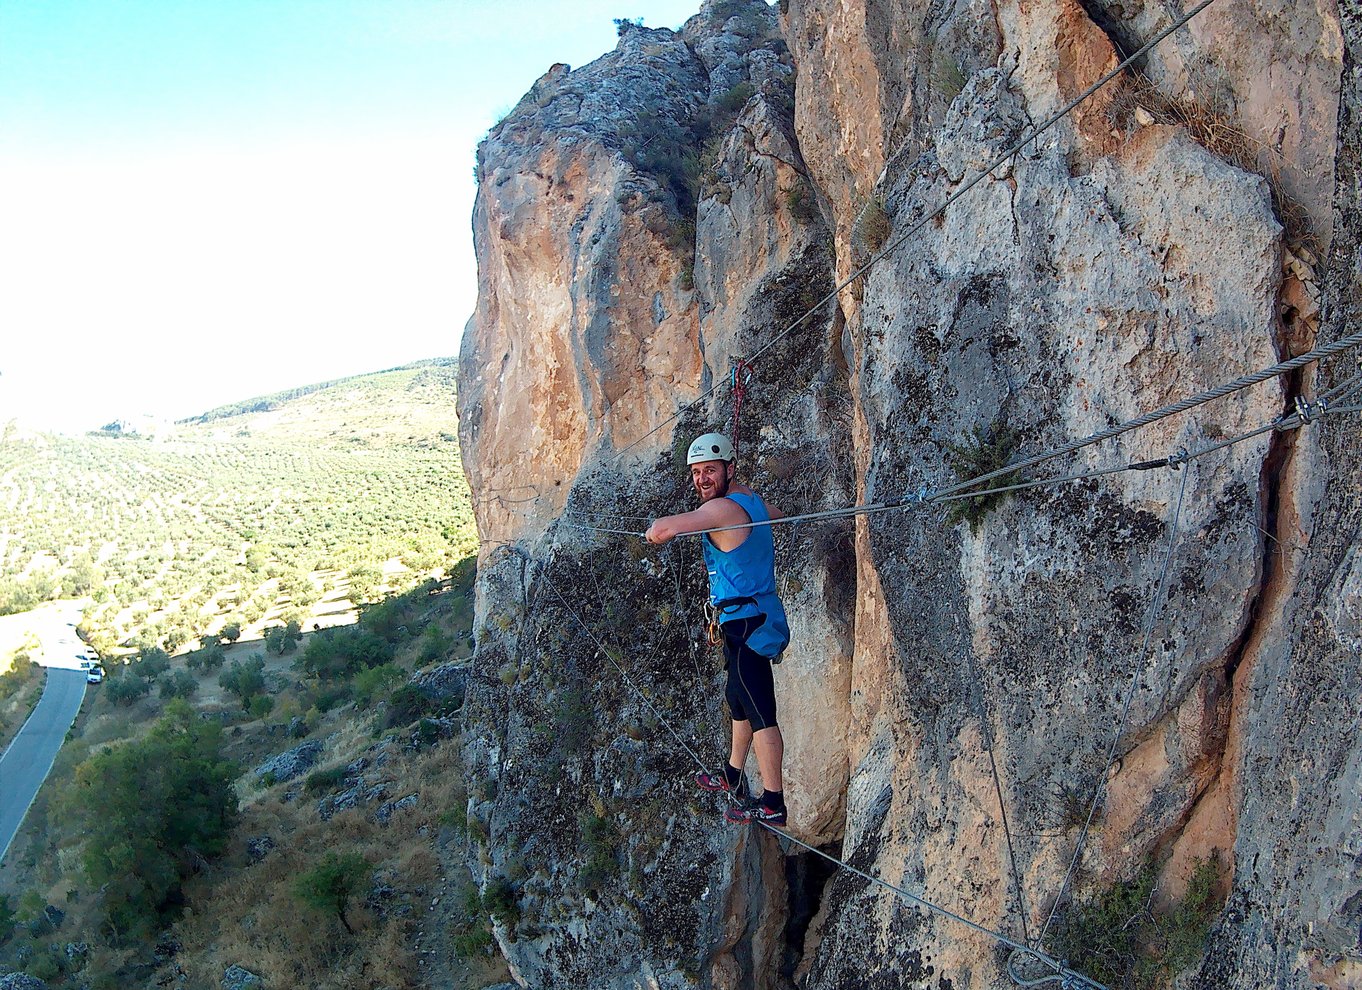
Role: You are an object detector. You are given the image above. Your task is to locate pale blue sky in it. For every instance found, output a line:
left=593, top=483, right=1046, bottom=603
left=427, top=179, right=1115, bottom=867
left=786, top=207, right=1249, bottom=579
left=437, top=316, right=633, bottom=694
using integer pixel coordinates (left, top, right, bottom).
left=0, top=0, right=705, bottom=432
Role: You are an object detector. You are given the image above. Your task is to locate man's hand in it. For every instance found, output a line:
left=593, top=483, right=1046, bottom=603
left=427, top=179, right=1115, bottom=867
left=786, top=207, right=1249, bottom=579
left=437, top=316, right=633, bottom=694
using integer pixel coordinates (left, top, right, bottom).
left=645, top=520, right=673, bottom=545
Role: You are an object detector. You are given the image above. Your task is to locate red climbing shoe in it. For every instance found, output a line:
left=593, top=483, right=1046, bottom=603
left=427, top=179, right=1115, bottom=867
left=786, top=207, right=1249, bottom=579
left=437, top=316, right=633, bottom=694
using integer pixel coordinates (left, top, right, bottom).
left=695, top=769, right=750, bottom=799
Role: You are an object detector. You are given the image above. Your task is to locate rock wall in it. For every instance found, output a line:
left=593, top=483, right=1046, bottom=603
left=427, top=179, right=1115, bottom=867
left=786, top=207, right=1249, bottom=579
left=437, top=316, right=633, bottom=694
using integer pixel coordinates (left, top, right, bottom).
left=456, top=1, right=1355, bottom=987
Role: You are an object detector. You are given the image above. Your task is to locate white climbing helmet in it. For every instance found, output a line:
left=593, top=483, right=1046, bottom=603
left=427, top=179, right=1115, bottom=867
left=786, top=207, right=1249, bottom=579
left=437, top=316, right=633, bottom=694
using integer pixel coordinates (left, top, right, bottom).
left=686, top=432, right=735, bottom=465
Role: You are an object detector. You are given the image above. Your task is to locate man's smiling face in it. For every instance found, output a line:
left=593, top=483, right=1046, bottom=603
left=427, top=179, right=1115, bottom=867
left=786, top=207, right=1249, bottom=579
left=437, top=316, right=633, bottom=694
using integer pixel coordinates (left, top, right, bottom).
left=690, top=459, right=732, bottom=502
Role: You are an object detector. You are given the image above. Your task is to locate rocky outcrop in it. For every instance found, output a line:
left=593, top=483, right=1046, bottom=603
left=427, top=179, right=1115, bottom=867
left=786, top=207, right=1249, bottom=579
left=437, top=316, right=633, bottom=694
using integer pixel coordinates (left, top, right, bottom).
left=457, top=0, right=1354, bottom=987
left=221, top=964, right=264, bottom=990
left=410, top=661, right=468, bottom=704
left=0, top=974, right=48, bottom=990
left=253, top=739, right=324, bottom=784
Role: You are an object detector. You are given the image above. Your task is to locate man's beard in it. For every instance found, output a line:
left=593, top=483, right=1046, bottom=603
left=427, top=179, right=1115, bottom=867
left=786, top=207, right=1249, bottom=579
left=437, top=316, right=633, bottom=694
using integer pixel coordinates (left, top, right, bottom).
left=696, top=473, right=730, bottom=501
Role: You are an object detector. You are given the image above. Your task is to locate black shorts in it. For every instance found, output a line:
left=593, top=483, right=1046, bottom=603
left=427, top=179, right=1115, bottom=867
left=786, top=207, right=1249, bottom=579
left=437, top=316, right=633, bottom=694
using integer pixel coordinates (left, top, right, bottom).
left=722, top=616, right=778, bottom=731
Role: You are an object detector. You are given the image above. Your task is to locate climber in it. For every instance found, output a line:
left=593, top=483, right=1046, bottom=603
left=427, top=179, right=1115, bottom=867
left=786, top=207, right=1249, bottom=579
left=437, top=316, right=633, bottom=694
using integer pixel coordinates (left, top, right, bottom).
left=645, top=432, right=791, bottom=826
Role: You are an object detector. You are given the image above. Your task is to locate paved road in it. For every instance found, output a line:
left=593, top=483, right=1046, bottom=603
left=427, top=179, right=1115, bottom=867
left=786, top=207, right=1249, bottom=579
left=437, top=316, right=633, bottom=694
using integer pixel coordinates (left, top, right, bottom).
left=0, top=603, right=89, bottom=863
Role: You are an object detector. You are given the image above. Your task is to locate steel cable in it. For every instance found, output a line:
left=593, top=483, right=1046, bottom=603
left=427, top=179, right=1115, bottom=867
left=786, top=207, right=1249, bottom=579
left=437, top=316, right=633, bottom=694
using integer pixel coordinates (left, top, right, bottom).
left=1037, top=463, right=1192, bottom=942
left=606, top=0, right=1219, bottom=467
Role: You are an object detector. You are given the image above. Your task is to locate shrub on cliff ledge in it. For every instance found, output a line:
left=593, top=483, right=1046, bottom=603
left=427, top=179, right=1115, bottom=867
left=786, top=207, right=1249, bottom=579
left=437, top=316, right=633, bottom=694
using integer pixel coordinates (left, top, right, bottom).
left=1047, top=856, right=1223, bottom=989
left=943, top=419, right=1021, bottom=533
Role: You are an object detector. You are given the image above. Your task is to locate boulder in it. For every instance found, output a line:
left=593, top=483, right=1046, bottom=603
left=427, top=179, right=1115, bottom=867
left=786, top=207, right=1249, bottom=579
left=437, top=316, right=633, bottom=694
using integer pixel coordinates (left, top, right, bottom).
left=221, top=964, right=264, bottom=990
left=246, top=835, right=275, bottom=863
left=318, top=782, right=389, bottom=821
left=374, top=793, right=419, bottom=825
left=409, top=662, right=468, bottom=704
left=0, top=974, right=49, bottom=990
left=253, top=740, right=324, bottom=784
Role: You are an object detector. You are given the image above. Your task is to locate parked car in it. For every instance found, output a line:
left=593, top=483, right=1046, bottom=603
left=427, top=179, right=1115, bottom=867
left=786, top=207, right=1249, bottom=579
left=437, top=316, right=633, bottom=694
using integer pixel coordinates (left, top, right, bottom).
left=86, top=666, right=104, bottom=684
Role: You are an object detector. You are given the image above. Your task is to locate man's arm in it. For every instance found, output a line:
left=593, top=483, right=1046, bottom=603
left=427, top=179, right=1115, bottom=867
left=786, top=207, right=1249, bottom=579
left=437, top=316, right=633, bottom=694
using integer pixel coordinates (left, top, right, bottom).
left=646, top=497, right=751, bottom=545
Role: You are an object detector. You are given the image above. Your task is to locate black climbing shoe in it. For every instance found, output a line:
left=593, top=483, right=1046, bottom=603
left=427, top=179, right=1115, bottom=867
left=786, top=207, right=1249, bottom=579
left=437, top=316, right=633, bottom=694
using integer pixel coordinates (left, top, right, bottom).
left=724, top=796, right=787, bottom=827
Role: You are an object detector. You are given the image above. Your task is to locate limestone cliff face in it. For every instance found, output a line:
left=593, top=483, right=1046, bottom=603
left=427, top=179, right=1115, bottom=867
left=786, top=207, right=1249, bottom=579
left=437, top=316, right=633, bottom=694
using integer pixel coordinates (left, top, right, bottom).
left=457, top=1, right=1355, bottom=987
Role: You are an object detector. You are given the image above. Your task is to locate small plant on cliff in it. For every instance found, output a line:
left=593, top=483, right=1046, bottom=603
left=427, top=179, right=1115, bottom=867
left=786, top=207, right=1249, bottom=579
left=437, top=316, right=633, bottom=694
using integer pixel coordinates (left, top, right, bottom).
left=932, top=47, right=968, bottom=105
left=943, top=419, right=1022, bottom=533
left=784, top=183, right=817, bottom=224
left=852, top=194, right=892, bottom=255
left=482, top=876, right=520, bottom=928
left=1047, top=854, right=1224, bottom=989
left=449, top=876, right=494, bottom=958
left=717, top=81, right=756, bottom=115
left=578, top=813, right=621, bottom=893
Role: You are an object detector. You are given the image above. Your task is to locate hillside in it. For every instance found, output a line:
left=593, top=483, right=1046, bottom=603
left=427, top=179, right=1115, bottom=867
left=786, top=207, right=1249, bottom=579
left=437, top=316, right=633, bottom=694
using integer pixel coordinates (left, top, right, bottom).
left=0, top=359, right=475, bottom=656
left=0, top=360, right=507, bottom=989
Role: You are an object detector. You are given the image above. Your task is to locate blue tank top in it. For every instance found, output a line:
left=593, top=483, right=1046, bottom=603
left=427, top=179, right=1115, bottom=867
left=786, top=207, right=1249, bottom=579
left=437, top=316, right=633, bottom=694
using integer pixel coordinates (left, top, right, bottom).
left=701, top=491, right=790, bottom=658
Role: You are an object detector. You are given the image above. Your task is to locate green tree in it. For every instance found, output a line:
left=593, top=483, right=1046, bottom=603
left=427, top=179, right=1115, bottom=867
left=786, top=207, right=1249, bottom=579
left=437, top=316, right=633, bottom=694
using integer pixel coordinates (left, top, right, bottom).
left=0, top=893, right=14, bottom=940
left=218, top=656, right=267, bottom=711
left=352, top=663, right=403, bottom=708
left=263, top=625, right=287, bottom=655
left=346, top=565, right=381, bottom=605
left=201, top=643, right=227, bottom=671
left=293, top=852, right=371, bottom=935
left=221, top=621, right=242, bottom=644
left=159, top=669, right=198, bottom=699
left=133, top=647, right=171, bottom=681
left=105, top=674, right=151, bottom=706
left=68, top=700, right=237, bottom=941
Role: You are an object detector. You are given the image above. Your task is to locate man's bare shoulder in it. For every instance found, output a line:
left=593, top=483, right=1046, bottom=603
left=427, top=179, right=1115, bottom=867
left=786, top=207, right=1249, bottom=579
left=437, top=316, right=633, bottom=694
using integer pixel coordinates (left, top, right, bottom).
left=703, top=495, right=754, bottom=527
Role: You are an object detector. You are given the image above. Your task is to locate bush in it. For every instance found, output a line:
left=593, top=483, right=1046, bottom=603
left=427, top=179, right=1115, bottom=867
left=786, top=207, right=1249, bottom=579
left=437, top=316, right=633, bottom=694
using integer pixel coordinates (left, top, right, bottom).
left=717, top=81, right=755, bottom=115
left=482, top=876, right=519, bottom=927
left=1047, top=856, right=1224, bottom=989
left=304, top=767, right=347, bottom=794
left=314, top=682, right=354, bottom=713
left=852, top=194, right=892, bottom=253
left=448, top=876, right=492, bottom=959
left=218, top=656, right=267, bottom=711
left=383, top=685, right=432, bottom=728
left=69, top=700, right=237, bottom=942
left=784, top=183, right=817, bottom=223
left=0, top=658, right=39, bottom=702
left=352, top=663, right=404, bottom=708
left=578, top=814, right=620, bottom=892
left=298, top=626, right=394, bottom=681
